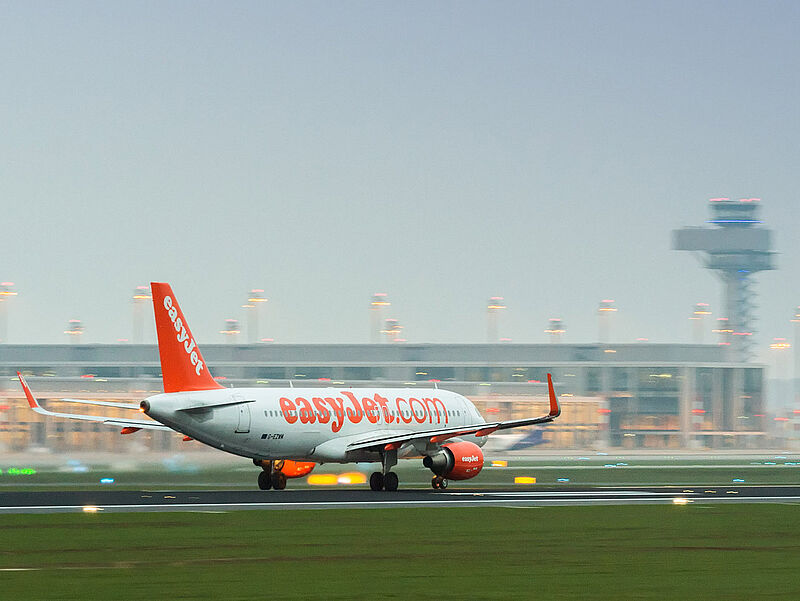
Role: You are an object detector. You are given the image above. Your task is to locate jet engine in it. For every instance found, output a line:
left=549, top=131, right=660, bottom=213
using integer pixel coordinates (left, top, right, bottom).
left=275, top=460, right=316, bottom=478
left=422, top=441, right=484, bottom=480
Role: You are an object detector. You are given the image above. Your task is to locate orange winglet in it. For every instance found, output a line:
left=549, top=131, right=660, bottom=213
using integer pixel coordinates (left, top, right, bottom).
left=17, top=372, right=39, bottom=409
left=120, top=427, right=141, bottom=435
left=547, top=373, right=560, bottom=417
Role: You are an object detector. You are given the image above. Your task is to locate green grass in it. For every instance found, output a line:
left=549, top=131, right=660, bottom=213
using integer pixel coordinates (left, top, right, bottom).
left=2, top=505, right=800, bottom=600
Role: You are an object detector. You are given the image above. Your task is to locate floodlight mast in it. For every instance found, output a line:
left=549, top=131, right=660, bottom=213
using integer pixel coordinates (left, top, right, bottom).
left=673, top=198, right=775, bottom=361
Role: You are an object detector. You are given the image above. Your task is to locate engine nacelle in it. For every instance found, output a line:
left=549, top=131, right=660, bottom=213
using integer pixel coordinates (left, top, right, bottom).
left=275, top=460, right=316, bottom=478
left=422, top=441, right=484, bottom=480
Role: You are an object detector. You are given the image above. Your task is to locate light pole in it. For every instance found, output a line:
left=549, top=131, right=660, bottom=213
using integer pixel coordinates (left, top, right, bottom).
left=792, top=307, right=800, bottom=408
left=382, top=318, right=403, bottom=343
left=370, top=293, right=390, bottom=343
left=597, top=299, right=617, bottom=343
left=486, top=297, right=506, bottom=343
left=220, top=319, right=240, bottom=344
left=712, top=318, right=732, bottom=347
left=770, top=337, right=792, bottom=446
left=64, top=319, right=84, bottom=344
left=0, top=282, right=18, bottom=343
left=243, top=289, right=267, bottom=343
left=689, top=303, right=711, bottom=344
left=132, top=286, right=152, bottom=344
left=545, top=318, right=565, bottom=343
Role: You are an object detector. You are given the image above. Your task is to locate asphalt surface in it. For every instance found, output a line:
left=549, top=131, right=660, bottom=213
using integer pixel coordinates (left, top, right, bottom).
left=2, top=485, right=800, bottom=513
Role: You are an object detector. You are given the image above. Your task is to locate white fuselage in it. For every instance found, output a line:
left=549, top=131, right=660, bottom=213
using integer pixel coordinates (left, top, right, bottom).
left=144, top=387, right=487, bottom=463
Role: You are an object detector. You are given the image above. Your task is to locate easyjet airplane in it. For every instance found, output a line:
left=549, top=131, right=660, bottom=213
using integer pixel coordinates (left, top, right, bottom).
left=18, top=283, right=561, bottom=491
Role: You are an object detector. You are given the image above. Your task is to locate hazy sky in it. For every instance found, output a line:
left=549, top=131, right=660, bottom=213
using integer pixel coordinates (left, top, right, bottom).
left=2, top=1, right=799, bottom=360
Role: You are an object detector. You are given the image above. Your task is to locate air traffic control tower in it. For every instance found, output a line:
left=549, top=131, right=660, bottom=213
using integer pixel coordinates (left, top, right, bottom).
left=673, top=198, right=775, bottom=361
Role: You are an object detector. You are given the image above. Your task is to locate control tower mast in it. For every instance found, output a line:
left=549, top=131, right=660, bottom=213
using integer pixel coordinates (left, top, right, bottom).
left=672, top=198, right=775, bottom=361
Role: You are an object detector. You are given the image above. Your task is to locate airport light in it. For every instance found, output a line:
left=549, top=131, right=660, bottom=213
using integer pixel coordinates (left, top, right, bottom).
left=370, top=293, right=390, bottom=343
left=243, top=289, right=268, bottom=343
left=793, top=307, right=800, bottom=411
left=712, top=318, right=733, bottom=346
left=381, top=318, right=403, bottom=343
left=220, top=319, right=241, bottom=343
left=770, top=338, right=791, bottom=351
left=0, top=282, right=17, bottom=343
left=64, top=319, right=84, bottom=343
left=0, top=282, right=18, bottom=298
left=689, top=302, right=711, bottom=344
left=131, top=286, right=152, bottom=344
left=545, top=318, right=565, bottom=344
left=770, top=337, right=793, bottom=437
left=770, top=337, right=791, bottom=382
left=487, top=297, right=506, bottom=343
left=597, top=299, right=617, bottom=343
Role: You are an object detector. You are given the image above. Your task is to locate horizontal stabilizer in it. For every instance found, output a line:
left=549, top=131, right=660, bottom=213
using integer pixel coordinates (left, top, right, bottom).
left=17, top=373, right=171, bottom=432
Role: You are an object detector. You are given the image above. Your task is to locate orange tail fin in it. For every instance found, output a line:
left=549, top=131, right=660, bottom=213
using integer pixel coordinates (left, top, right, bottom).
left=151, top=282, right=223, bottom=393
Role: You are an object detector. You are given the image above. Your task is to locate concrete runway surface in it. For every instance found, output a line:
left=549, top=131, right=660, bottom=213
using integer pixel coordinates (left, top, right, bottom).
left=2, top=485, right=800, bottom=513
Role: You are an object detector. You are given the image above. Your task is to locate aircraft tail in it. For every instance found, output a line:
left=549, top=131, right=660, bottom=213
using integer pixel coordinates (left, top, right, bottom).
left=151, top=282, right=223, bottom=393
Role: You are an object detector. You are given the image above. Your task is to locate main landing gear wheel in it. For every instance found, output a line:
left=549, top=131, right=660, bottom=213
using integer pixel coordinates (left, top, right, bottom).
left=384, top=471, right=399, bottom=492
left=431, top=476, right=448, bottom=490
left=369, top=472, right=384, bottom=491
left=272, top=472, right=287, bottom=490
left=258, top=470, right=273, bottom=490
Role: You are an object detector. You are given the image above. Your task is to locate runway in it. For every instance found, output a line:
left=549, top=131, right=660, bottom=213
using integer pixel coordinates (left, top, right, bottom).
left=3, top=485, right=800, bottom=513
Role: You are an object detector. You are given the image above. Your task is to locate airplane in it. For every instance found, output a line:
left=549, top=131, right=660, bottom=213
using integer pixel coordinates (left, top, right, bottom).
left=18, top=282, right=561, bottom=491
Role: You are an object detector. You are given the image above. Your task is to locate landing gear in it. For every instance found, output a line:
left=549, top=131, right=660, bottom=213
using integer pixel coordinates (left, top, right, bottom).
left=255, top=459, right=286, bottom=491
left=370, top=448, right=400, bottom=491
left=258, top=470, right=272, bottom=490
left=369, top=471, right=384, bottom=491
left=370, top=470, right=399, bottom=491
left=431, top=476, right=448, bottom=490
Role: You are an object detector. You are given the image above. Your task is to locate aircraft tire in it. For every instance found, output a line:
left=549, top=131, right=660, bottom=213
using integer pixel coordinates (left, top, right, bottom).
left=369, top=472, right=384, bottom=491
left=272, top=472, right=287, bottom=490
left=257, top=470, right=273, bottom=490
left=384, top=471, right=399, bottom=491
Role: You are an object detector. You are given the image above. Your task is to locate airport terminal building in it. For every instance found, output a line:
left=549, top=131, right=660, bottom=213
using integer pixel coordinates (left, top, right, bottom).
left=0, top=342, right=769, bottom=453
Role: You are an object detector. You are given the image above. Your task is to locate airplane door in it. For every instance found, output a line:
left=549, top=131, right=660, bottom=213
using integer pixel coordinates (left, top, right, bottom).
left=235, top=401, right=251, bottom=433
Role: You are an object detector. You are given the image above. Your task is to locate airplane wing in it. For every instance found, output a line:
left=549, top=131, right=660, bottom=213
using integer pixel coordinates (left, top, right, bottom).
left=17, top=372, right=171, bottom=432
left=347, top=372, right=561, bottom=453
left=60, top=398, right=141, bottom=410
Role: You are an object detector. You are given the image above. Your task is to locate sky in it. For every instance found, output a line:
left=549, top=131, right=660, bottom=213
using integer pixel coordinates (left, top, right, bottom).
left=1, top=1, right=799, bottom=362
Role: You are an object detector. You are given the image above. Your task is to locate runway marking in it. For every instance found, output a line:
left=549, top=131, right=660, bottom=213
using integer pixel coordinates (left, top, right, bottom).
left=7, top=496, right=800, bottom=513
left=445, top=491, right=677, bottom=497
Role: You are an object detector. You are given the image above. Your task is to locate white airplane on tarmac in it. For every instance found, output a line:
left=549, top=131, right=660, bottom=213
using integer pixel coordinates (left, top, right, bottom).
left=18, top=282, right=561, bottom=491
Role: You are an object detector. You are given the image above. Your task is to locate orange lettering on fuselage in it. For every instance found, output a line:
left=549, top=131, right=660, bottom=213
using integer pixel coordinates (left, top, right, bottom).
left=374, top=393, right=393, bottom=423
left=341, top=391, right=364, bottom=424
left=296, top=397, right=315, bottom=424
left=325, top=397, right=346, bottom=433
left=278, top=393, right=447, bottom=433
left=312, top=397, right=331, bottom=424
left=279, top=397, right=298, bottom=424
